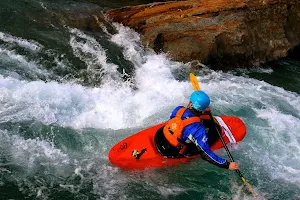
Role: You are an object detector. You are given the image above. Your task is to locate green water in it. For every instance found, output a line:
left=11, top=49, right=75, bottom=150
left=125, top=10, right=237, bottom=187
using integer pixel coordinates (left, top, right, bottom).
left=0, top=0, right=300, bottom=199
left=248, top=59, right=300, bottom=94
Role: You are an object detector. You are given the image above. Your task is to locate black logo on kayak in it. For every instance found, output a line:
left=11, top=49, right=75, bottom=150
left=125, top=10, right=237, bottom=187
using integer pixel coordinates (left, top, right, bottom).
left=132, top=148, right=147, bottom=160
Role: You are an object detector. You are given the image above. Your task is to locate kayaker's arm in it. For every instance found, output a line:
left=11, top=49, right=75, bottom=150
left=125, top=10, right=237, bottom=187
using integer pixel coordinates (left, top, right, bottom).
left=196, top=145, right=230, bottom=169
left=187, top=134, right=230, bottom=169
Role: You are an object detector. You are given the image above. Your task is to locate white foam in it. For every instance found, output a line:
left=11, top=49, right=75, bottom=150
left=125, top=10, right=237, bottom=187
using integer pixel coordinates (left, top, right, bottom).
left=0, top=130, right=69, bottom=170
left=255, top=108, right=300, bottom=186
left=110, top=23, right=192, bottom=119
left=0, top=76, right=89, bottom=126
left=69, top=28, right=120, bottom=82
left=234, top=66, right=274, bottom=75
left=0, top=31, right=43, bottom=51
left=0, top=74, right=177, bottom=129
left=111, top=23, right=146, bottom=66
left=0, top=47, right=52, bottom=79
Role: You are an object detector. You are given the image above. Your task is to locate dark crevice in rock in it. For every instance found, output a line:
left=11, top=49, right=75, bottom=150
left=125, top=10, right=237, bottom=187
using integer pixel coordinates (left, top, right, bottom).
left=153, top=33, right=165, bottom=53
left=287, top=45, right=300, bottom=60
left=191, top=12, right=219, bottom=17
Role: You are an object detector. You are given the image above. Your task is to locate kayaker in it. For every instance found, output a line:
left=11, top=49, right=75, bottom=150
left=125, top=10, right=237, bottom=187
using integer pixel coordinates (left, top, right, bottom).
left=163, top=90, right=239, bottom=170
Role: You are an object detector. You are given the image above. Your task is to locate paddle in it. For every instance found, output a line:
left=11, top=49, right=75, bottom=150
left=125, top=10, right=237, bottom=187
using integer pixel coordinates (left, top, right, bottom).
left=190, top=73, right=201, bottom=90
left=189, top=73, right=257, bottom=197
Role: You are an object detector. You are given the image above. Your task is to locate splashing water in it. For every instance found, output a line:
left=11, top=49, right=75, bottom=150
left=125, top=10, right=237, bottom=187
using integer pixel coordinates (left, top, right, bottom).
left=0, top=4, right=299, bottom=199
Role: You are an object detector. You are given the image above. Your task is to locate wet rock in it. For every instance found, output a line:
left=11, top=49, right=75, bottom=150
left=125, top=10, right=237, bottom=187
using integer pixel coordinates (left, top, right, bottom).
left=105, top=0, right=300, bottom=68
left=48, top=3, right=116, bottom=34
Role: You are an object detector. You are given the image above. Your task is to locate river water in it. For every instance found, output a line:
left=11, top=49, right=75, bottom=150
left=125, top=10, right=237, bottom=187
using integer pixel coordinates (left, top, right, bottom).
left=0, top=0, right=300, bottom=199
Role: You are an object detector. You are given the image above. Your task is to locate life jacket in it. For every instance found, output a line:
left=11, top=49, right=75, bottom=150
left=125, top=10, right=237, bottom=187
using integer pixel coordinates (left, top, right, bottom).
left=163, top=107, right=200, bottom=150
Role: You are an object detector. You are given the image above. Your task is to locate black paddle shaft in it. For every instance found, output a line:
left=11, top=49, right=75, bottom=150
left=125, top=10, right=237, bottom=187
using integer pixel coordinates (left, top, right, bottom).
left=208, top=112, right=245, bottom=178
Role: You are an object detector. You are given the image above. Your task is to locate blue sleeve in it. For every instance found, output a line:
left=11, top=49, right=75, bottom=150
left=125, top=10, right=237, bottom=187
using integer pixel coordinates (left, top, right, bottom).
left=186, top=124, right=229, bottom=169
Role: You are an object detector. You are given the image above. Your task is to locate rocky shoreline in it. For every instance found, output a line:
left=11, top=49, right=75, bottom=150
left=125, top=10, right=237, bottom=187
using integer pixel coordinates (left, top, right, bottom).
left=104, top=0, right=300, bottom=69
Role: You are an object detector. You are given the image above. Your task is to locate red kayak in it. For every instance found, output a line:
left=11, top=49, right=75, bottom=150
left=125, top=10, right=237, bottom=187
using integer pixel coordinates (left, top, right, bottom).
left=109, top=115, right=246, bottom=170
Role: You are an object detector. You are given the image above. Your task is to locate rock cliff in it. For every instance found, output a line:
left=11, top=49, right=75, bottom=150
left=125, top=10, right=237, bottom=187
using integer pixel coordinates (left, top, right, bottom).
left=105, top=0, right=300, bottom=68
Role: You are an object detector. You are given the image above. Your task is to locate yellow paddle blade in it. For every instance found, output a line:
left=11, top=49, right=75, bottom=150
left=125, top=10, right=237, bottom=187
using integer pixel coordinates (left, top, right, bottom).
left=189, top=73, right=201, bottom=91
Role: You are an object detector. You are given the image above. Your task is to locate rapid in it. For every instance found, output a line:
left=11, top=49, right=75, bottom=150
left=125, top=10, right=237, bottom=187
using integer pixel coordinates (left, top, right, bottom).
left=0, top=0, right=300, bottom=199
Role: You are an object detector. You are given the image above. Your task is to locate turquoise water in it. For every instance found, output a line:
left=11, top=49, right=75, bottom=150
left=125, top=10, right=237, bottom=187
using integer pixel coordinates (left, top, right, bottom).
left=0, top=0, right=300, bottom=199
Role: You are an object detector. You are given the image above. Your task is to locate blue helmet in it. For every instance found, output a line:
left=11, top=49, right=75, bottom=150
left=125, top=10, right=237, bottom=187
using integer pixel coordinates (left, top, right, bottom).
left=190, top=90, right=210, bottom=111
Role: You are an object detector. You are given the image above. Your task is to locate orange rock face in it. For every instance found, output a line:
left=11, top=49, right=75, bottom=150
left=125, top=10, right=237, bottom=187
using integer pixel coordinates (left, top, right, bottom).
left=105, top=0, right=300, bottom=68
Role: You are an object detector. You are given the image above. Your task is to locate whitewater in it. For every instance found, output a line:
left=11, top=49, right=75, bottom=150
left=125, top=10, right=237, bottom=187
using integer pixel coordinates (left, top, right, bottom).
left=0, top=21, right=300, bottom=200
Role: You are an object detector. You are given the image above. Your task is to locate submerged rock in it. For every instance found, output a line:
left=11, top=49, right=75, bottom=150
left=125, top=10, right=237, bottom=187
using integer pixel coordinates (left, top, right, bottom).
left=105, top=0, right=300, bottom=68
left=47, top=3, right=116, bottom=34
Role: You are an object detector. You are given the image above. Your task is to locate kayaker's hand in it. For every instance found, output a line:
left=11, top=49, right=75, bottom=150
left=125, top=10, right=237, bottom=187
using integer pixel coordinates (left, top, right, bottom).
left=228, top=162, right=239, bottom=170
